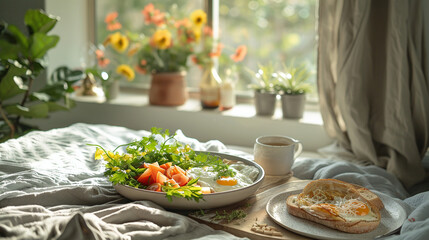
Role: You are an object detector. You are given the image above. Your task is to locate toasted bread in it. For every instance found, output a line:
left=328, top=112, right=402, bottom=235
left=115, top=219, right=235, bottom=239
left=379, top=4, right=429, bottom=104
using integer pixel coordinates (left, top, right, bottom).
left=351, top=184, right=384, bottom=210
left=286, top=179, right=382, bottom=234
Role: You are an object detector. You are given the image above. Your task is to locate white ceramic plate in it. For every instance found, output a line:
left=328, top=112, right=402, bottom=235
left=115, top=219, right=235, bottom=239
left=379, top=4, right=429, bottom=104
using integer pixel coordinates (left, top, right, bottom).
left=266, top=189, right=407, bottom=240
left=114, top=151, right=265, bottom=210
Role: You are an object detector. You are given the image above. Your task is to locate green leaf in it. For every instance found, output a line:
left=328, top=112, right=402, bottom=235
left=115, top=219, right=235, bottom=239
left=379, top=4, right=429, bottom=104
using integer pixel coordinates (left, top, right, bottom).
left=30, top=33, right=59, bottom=59
left=45, top=102, right=70, bottom=112
left=24, top=9, right=58, bottom=34
left=8, top=25, right=28, bottom=48
left=0, top=39, right=21, bottom=60
left=30, top=92, right=50, bottom=102
left=0, top=62, right=28, bottom=100
left=4, top=103, right=49, bottom=118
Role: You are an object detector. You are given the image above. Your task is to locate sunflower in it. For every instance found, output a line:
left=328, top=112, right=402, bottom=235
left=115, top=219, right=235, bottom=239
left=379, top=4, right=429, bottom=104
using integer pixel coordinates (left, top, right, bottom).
left=190, top=9, right=207, bottom=27
left=151, top=29, right=172, bottom=49
left=111, top=33, right=129, bottom=53
left=116, top=64, right=135, bottom=81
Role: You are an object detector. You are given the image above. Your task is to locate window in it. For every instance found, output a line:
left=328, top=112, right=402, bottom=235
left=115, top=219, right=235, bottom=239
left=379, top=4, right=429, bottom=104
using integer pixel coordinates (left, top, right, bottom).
left=95, top=0, right=317, bottom=99
left=218, top=0, right=318, bottom=99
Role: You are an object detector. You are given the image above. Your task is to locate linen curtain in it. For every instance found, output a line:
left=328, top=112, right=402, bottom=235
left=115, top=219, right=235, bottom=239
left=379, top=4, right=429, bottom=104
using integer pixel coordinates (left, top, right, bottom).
left=317, top=0, right=429, bottom=189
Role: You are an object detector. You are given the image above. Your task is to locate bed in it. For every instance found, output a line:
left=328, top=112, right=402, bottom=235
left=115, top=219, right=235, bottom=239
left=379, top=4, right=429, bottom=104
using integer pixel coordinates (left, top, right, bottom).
left=1, top=123, right=428, bottom=239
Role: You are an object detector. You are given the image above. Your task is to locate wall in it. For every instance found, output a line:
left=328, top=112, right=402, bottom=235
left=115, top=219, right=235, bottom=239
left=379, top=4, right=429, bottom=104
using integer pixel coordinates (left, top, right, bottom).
left=45, top=0, right=94, bottom=77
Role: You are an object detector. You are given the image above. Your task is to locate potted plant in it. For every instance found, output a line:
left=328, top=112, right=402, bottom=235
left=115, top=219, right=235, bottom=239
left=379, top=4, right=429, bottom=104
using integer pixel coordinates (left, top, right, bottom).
left=275, top=61, right=312, bottom=119
left=135, top=5, right=207, bottom=106
left=248, top=63, right=279, bottom=116
left=0, top=9, right=77, bottom=142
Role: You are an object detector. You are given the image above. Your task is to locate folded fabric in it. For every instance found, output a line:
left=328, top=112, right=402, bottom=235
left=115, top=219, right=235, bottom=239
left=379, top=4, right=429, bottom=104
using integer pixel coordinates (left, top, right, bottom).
left=0, top=123, right=247, bottom=240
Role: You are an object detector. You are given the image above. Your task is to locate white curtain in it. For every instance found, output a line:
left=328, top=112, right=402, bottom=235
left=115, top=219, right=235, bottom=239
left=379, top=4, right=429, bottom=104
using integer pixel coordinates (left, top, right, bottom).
left=317, top=0, right=429, bottom=188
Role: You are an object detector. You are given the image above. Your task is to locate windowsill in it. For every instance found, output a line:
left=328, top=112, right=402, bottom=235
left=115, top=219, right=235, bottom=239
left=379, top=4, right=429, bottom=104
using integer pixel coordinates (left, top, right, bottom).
left=72, top=87, right=324, bottom=127
left=51, top=87, right=332, bottom=152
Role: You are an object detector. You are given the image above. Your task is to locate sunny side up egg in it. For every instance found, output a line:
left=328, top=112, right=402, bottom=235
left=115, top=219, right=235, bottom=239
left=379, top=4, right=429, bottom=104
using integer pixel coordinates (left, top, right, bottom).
left=186, top=162, right=259, bottom=193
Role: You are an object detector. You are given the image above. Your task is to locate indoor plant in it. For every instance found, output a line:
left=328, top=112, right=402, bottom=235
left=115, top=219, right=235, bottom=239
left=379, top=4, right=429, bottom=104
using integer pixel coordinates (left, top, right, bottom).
left=87, top=12, right=138, bottom=101
left=193, top=32, right=247, bottom=110
left=134, top=5, right=207, bottom=106
left=275, top=61, right=312, bottom=119
left=248, top=63, right=279, bottom=116
left=0, top=9, right=77, bottom=142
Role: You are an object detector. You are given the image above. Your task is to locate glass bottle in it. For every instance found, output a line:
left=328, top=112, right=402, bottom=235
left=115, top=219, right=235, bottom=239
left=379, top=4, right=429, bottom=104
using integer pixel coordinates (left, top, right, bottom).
left=219, top=68, right=236, bottom=111
left=199, top=64, right=221, bottom=109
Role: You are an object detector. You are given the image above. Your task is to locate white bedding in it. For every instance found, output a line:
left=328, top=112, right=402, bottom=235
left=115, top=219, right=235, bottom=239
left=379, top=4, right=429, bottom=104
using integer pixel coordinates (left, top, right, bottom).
left=0, top=123, right=246, bottom=240
left=0, top=123, right=428, bottom=240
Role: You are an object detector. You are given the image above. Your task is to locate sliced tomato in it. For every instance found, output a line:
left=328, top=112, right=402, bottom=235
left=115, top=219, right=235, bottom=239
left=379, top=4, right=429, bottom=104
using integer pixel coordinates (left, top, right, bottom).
left=175, top=165, right=187, bottom=175
left=137, top=168, right=152, bottom=185
left=147, top=183, right=161, bottom=192
left=148, top=163, right=165, bottom=182
left=168, top=179, right=180, bottom=188
left=172, top=172, right=189, bottom=186
left=156, top=171, right=169, bottom=184
left=166, top=166, right=187, bottom=178
left=138, top=162, right=148, bottom=168
left=160, top=162, right=172, bottom=170
left=165, top=167, right=173, bottom=178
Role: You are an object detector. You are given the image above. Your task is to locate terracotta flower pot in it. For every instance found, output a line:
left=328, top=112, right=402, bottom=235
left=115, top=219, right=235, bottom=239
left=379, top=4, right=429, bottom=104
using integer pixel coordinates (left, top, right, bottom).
left=149, top=72, right=188, bottom=106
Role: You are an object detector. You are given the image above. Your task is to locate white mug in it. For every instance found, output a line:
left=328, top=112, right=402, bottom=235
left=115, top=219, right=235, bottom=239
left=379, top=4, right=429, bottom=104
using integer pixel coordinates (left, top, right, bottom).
left=253, top=135, right=303, bottom=176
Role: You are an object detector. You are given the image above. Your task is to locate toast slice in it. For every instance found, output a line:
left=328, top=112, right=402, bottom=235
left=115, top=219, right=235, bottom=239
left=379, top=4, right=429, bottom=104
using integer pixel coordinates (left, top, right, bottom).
left=351, top=185, right=384, bottom=210
left=286, top=179, right=382, bottom=234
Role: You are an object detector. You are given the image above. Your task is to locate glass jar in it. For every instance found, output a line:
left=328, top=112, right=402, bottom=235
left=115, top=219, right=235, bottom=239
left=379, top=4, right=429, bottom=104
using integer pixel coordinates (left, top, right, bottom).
left=199, top=64, right=221, bottom=109
left=219, top=69, right=236, bottom=111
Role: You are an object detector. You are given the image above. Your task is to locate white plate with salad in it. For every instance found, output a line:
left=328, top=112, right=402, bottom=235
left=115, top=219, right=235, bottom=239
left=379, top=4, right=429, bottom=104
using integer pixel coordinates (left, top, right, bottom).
left=90, top=128, right=265, bottom=210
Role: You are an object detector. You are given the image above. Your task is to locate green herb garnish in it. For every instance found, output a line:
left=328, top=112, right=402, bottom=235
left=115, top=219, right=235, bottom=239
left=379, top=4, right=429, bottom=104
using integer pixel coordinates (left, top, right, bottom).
left=213, top=210, right=247, bottom=223
left=88, top=127, right=235, bottom=202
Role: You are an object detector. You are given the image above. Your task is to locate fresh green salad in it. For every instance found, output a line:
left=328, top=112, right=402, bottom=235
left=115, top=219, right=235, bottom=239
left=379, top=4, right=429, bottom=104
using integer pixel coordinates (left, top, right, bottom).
left=89, top=127, right=236, bottom=202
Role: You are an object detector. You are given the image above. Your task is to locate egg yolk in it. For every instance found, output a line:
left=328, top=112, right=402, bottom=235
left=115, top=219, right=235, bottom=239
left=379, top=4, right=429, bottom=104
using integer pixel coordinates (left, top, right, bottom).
left=344, top=200, right=370, bottom=216
left=318, top=203, right=339, bottom=216
left=216, top=177, right=237, bottom=186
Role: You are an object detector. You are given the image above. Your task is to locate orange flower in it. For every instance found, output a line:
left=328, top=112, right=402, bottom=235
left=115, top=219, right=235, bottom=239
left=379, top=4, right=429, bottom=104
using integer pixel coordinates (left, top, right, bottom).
left=174, top=18, right=191, bottom=28
left=230, top=45, right=247, bottom=62
left=151, top=10, right=165, bottom=26
left=135, top=65, right=147, bottom=74
left=95, top=49, right=104, bottom=58
left=142, top=4, right=165, bottom=26
left=142, top=3, right=155, bottom=23
left=203, top=26, right=213, bottom=36
left=95, top=49, right=110, bottom=68
left=105, top=12, right=122, bottom=31
left=107, top=22, right=122, bottom=31
left=135, top=60, right=148, bottom=74
left=98, top=58, right=110, bottom=68
left=191, top=56, right=198, bottom=64
left=209, top=43, right=223, bottom=58
left=105, top=12, right=118, bottom=23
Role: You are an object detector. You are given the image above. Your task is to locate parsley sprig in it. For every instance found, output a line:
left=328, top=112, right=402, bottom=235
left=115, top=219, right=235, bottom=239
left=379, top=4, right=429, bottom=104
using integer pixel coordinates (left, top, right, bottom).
left=89, top=127, right=235, bottom=202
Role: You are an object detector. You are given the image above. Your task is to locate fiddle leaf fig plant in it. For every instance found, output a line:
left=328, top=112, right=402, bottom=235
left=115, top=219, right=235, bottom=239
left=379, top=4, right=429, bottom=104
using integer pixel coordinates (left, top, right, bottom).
left=0, top=9, right=77, bottom=142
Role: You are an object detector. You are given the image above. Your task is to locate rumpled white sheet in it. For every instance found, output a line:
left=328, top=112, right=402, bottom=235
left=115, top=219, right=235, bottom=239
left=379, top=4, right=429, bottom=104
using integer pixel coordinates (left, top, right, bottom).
left=0, top=123, right=247, bottom=240
left=292, top=158, right=429, bottom=240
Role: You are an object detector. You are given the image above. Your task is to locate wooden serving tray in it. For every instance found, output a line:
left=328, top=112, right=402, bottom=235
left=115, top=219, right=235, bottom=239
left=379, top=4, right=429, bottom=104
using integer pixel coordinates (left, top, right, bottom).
left=187, top=175, right=312, bottom=240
